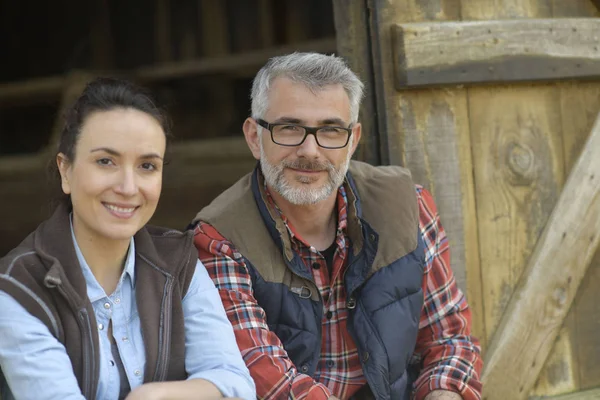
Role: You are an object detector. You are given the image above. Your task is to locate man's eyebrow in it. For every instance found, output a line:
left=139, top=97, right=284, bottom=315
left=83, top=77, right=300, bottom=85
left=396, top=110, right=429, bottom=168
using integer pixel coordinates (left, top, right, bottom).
left=273, top=117, right=303, bottom=124
left=273, top=117, right=348, bottom=126
left=317, top=118, right=347, bottom=126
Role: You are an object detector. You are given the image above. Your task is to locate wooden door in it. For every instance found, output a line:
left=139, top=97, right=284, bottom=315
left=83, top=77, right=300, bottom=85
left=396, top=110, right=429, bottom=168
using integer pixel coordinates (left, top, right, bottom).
left=334, top=1, right=600, bottom=398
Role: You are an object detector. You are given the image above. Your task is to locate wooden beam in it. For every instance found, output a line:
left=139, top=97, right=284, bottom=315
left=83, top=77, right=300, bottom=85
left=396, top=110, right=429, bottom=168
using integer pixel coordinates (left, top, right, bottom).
left=392, top=18, right=600, bottom=89
left=482, top=112, right=600, bottom=399
left=531, top=387, right=600, bottom=400
left=0, top=38, right=336, bottom=106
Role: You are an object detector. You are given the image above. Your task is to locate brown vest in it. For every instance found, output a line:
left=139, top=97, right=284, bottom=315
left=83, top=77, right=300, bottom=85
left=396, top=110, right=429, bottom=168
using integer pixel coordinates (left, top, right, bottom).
left=0, top=204, right=197, bottom=399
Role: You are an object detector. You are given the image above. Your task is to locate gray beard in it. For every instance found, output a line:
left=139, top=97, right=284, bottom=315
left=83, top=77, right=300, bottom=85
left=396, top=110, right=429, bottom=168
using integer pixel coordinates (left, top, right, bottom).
left=259, top=136, right=352, bottom=205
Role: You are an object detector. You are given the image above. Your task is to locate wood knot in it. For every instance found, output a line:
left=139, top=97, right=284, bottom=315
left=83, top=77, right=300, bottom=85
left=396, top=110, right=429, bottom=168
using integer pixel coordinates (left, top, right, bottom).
left=506, top=142, right=535, bottom=186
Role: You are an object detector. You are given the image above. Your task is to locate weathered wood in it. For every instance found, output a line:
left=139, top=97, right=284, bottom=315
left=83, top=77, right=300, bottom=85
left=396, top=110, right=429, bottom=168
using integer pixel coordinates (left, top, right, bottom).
left=468, top=84, right=564, bottom=356
left=482, top=111, right=600, bottom=399
left=392, top=18, right=600, bottom=89
left=366, top=0, right=486, bottom=347
left=531, top=387, right=600, bottom=400
left=332, top=0, right=381, bottom=165
left=557, top=82, right=600, bottom=391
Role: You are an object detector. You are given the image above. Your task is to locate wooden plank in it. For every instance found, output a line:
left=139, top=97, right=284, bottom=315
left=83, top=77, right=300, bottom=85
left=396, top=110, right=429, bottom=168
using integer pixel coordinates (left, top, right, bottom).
left=550, top=0, right=600, bottom=16
left=258, top=0, right=274, bottom=47
left=482, top=111, right=600, bottom=400
left=155, top=0, right=172, bottom=62
left=199, top=0, right=228, bottom=56
left=531, top=2, right=600, bottom=396
left=332, top=0, right=381, bottom=165
left=366, top=0, right=486, bottom=348
left=531, top=387, right=600, bottom=400
left=134, top=37, right=336, bottom=81
left=392, top=19, right=600, bottom=89
left=557, top=82, right=600, bottom=391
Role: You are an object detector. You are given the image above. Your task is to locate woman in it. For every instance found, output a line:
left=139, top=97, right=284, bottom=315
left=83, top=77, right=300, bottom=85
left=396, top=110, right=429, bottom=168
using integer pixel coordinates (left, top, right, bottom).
left=0, top=78, right=255, bottom=400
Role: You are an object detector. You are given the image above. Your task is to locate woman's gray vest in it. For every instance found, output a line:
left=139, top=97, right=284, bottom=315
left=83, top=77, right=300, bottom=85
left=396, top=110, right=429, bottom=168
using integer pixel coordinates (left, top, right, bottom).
left=195, top=160, right=425, bottom=399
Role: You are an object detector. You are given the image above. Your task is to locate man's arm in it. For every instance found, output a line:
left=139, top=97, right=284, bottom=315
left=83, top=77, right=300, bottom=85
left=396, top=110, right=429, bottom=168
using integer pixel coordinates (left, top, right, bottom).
left=412, top=187, right=483, bottom=400
left=193, top=221, right=332, bottom=400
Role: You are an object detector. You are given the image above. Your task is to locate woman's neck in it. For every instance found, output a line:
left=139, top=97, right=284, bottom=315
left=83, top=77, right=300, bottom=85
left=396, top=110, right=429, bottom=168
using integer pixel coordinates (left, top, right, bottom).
left=72, top=224, right=130, bottom=296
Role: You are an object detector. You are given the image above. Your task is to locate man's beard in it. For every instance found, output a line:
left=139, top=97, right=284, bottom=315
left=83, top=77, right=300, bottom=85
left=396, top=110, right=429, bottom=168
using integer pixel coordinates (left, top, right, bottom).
left=259, top=135, right=353, bottom=205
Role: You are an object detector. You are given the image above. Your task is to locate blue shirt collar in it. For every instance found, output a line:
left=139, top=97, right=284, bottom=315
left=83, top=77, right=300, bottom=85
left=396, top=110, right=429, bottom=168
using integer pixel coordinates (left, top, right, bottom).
left=69, top=214, right=136, bottom=302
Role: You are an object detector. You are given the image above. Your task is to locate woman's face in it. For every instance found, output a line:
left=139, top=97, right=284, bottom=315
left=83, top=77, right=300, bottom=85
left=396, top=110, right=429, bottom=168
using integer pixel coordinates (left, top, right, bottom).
left=57, top=108, right=166, bottom=244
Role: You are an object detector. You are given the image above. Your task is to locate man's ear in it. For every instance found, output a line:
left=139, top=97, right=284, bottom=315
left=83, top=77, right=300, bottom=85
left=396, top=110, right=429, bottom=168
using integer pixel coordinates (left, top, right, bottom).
left=243, top=118, right=261, bottom=160
left=56, top=153, right=72, bottom=195
left=349, top=122, right=362, bottom=159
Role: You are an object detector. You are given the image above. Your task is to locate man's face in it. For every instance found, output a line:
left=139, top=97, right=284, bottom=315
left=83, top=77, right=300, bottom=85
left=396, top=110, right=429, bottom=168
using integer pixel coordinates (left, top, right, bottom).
left=246, top=77, right=361, bottom=205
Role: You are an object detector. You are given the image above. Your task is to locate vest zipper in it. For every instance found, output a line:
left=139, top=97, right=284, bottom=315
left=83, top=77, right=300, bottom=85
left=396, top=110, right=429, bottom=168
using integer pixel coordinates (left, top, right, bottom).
left=53, top=281, right=97, bottom=400
left=153, top=276, right=174, bottom=381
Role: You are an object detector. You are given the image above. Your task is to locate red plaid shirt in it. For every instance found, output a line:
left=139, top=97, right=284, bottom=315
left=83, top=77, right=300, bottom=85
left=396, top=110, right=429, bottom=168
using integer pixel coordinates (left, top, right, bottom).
left=194, top=183, right=482, bottom=400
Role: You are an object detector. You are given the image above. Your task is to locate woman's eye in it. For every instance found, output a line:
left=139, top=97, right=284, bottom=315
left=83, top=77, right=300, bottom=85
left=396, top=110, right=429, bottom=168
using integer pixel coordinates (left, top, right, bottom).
left=96, top=158, right=114, bottom=166
left=141, top=162, right=157, bottom=171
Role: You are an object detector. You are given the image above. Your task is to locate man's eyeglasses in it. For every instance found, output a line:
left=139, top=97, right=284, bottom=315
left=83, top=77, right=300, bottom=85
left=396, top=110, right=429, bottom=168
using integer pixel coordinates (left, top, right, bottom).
left=256, top=119, right=353, bottom=149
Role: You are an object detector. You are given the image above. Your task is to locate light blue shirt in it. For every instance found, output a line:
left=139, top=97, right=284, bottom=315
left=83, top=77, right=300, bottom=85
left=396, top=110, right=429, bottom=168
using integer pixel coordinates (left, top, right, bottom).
left=0, top=225, right=255, bottom=400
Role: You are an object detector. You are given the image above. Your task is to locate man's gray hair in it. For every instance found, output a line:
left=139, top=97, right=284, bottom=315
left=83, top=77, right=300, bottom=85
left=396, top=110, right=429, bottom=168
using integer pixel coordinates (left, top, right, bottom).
left=251, top=52, right=365, bottom=123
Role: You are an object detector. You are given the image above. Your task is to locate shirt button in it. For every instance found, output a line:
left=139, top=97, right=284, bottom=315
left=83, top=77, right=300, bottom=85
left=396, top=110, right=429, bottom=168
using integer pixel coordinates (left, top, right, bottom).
left=114, top=298, right=121, bottom=304
left=312, top=262, right=320, bottom=270
left=300, top=364, right=309, bottom=373
left=122, top=336, right=129, bottom=342
left=103, top=302, right=111, bottom=309
left=134, top=370, right=142, bottom=376
left=326, top=360, right=335, bottom=368
left=326, top=311, right=333, bottom=320
left=109, top=360, right=115, bottom=367
left=98, top=323, right=104, bottom=331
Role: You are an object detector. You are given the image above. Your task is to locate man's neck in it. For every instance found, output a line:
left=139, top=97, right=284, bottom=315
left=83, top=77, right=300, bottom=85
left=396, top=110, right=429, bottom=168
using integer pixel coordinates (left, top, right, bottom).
left=269, top=187, right=338, bottom=251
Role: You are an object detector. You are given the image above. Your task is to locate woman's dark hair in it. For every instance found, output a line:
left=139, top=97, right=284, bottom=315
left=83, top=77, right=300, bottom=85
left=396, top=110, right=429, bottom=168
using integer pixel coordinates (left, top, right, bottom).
left=50, top=77, right=171, bottom=207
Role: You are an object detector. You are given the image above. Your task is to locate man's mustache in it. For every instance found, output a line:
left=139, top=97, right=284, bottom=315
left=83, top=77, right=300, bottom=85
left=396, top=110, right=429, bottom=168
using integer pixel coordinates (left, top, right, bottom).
left=281, top=159, right=331, bottom=172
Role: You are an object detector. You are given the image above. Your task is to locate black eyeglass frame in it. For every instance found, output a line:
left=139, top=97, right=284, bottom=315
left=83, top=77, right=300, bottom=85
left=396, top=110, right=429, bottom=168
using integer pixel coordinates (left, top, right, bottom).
left=255, top=118, right=353, bottom=149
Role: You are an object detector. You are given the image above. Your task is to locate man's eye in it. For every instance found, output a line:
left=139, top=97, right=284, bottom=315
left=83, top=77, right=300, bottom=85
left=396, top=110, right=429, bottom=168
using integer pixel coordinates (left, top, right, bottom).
left=281, top=125, right=301, bottom=132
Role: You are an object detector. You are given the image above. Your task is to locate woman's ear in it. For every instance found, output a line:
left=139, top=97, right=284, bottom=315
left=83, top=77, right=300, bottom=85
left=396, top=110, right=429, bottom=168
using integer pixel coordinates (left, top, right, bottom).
left=56, top=153, right=72, bottom=195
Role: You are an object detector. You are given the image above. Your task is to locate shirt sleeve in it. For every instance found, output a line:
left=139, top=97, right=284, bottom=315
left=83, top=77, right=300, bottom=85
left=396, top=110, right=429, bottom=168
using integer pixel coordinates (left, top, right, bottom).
left=0, top=291, right=86, bottom=400
left=193, top=222, right=331, bottom=400
left=182, top=260, right=256, bottom=400
left=412, top=186, right=484, bottom=400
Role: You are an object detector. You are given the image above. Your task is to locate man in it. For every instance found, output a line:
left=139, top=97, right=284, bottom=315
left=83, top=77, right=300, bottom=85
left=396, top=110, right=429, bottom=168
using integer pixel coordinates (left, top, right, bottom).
left=191, top=53, right=482, bottom=400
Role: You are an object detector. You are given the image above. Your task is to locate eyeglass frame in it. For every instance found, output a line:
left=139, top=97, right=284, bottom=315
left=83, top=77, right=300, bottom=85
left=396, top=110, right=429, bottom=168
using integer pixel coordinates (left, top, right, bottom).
left=255, top=118, right=354, bottom=149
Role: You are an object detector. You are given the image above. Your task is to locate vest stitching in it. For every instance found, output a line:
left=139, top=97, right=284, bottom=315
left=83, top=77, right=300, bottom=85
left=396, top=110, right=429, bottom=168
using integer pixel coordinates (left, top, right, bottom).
left=0, top=274, right=60, bottom=337
left=6, top=251, right=36, bottom=275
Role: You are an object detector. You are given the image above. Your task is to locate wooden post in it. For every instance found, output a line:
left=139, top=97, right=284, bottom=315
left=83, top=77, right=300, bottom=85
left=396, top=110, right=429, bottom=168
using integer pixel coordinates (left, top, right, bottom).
left=482, top=112, right=600, bottom=400
left=332, top=0, right=381, bottom=165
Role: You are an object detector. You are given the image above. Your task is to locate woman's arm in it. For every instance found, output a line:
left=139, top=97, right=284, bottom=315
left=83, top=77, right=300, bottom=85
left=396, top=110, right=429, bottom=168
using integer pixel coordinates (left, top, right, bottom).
left=126, top=261, right=255, bottom=400
left=0, top=291, right=86, bottom=400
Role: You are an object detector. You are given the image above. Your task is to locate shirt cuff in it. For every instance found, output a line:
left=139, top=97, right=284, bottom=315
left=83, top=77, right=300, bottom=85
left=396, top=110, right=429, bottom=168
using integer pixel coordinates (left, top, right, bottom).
left=189, top=369, right=256, bottom=400
left=414, top=377, right=482, bottom=400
